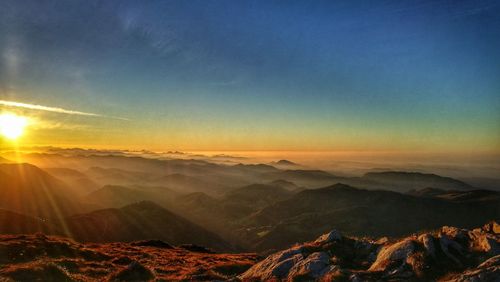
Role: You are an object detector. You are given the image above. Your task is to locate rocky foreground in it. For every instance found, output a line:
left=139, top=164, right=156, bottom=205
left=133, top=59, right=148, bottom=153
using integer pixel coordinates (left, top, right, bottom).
left=241, top=222, right=500, bottom=281
left=0, top=222, right=498, bottom=281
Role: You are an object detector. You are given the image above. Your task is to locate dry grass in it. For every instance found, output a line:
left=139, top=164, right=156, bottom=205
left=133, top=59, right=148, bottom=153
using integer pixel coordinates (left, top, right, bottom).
left=0, top=234, right=258, bottom=281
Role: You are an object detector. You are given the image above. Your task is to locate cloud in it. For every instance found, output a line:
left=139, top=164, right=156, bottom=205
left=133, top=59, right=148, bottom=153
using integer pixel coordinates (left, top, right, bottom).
left=0, top=100, right=128, bottom=120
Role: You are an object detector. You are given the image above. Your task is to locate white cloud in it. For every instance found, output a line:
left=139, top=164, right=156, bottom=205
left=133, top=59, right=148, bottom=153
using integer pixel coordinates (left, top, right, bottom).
left=0, top=100, right=128, bottom=120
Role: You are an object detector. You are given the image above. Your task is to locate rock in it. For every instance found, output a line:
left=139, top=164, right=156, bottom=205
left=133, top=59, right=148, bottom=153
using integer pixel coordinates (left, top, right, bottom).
left=109, top=261, right=155, bottom=281
left=179, top=244, right=214, bottom=253
left=315, top=230, right=342, bottom=244
left=376, top=237, right=389, bottom=245
left=369, top=239, right=416, bottom=272
left=482, top=221, right=500, bottom=235
left=419, top=233, right=436, bottom=259
left=240, top=224, right=500, bottom=282
left=468, top=226, right=500, bottom=256
left=287, top=251, right=331, bottom=279
left=1, top=263, right=73, bottom=281
left=130, top=240, right=173, bottom=249
left=439, top=234, right=465, bottom=266
left=112, top=257, right=134, bottom=265
left=477, top=235, right=500, bottom=256
left=442, top=255, right=500, bottom=282
left=239, top=246, right=304, bottom=280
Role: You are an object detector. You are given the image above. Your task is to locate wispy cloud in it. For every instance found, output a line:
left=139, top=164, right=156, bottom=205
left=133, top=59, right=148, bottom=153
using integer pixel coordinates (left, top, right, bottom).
left=0, top=100, right=128, bottom=120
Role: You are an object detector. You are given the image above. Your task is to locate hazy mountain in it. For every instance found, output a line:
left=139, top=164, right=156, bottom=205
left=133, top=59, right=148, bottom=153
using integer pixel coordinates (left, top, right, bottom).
left=86, top=166, right=157, bottom=185
left=85, top=184, right=179, bottom=208
left=45, top=167, right=100, bottom=195
left=267, top=179, right=300, bottom=191
left=269, top=159, right=301, bottom=169
left=65, top=201, right=233, bottom=251
left=242, top=183, right=499, bottom=251
left=407, top=187, right=500, bottom=202
left=0, top=163, right=86, bottom=221
left=263, top=169, right=341, bottom=187
left=155, top=173, right=228, bottom=195
left=361, top=171, right=474, bottom=191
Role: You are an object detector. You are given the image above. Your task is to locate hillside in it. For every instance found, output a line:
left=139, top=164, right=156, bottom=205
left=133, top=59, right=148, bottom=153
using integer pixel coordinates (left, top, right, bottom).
left=242, top=184, right=499, bottom=251
left=0, top=234, right=258, bottom=281
left=65, top=201, right=233, bottom=252
left=0, top=209, right=61, bottom=235
left=0, top=163, right=86, bottom=222
left=85, top=184, right=178, bottom=208
left=361, top=171, right=474, bottom=191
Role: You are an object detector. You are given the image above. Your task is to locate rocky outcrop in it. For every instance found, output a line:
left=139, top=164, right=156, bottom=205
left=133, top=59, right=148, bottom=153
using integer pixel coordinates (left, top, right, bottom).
left=240, top=222, right=500, bottom=281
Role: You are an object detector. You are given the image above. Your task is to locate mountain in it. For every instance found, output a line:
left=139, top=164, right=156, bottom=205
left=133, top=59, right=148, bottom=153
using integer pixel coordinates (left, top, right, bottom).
left=241, top=183, right=499, bottom=251
left=45, top=167, right=100, bottom=195
left=407, top=187, right=500, bottom=202
left=268, top=179, right=300, bottom=191
left=240, top=222, right=500, bottom=281
left=263, top=169, right=340, bottom=187
left=65, top=201, right=233, bottom=251
left=224, top=184, right=294, bottom=209
left=85, top=184, right=178, bottom=208
left=0, top=163, right=86, bottom=222
left=86, top=166, right=156, bottom=185
left=0, top=209, right=61, bottom=234
left=0, top=233, right=258, bottom=281
left=155, top=173, right=228, bottom=195
left=269, top=159, right=301, bottom=169
left=361, top=171, right=474, bottom=191
left=176, top=183, right=295, bottom=223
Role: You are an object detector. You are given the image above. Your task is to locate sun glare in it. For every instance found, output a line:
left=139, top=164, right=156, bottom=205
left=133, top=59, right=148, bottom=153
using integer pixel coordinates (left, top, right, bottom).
left=0, top=113, right=28, bottom=140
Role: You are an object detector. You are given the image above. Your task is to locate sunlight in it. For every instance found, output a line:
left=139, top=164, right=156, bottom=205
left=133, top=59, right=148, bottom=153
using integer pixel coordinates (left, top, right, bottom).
left=0, top=113, right=28, bottom=140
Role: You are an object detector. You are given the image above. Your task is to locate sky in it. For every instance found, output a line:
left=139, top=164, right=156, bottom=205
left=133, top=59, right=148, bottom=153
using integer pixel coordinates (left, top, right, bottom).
left=0, top=0, right=499, bottom=154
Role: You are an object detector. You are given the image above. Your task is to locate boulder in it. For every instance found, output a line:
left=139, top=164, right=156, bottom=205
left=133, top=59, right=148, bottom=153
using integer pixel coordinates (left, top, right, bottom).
left=109, top=261, right=155, bottom=281
left=239, top=246, right=304, bottom=280
left=369, top=239, right=416, bottom=272
left=287, top=251, right=331, bottom=280
left=315, top=230, right=342, bottom=244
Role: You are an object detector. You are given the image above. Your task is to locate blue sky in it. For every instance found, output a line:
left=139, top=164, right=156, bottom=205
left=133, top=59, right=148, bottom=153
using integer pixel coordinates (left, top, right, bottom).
left=0, top=0, right=499, bottom=151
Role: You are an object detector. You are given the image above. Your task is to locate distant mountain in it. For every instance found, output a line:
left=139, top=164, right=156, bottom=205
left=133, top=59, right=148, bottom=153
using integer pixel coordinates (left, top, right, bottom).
left=361, top=171, right=474, bottom=191
left=224, top=184, right=293, bottom=207
left=268, top=179, right=300, bottom=191
left=175, top=184, right=295, bottom=224
left=85, top=185, right=178, bottom=208
left=0, top=163, right=86, bottom=222
left=45, top=167, right=100, bottom=195
left=269, top=159, right=301, bottom=169
left=263, top=169, right=340, bottom=187
left=156, top=173, right=228, bottom=195
left=65, top=201, right=233, bottom=251
left=86, top=166, right=156, bottom=185
left=407, top=187, right=500, bottom=202
left=242, top=183, right=499, bottom=251
left=275, top=160, right=298, bottom=166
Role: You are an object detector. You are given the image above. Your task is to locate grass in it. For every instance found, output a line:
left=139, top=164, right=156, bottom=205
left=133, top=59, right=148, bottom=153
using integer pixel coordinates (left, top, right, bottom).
left=0, top=234, right=258, bottom=281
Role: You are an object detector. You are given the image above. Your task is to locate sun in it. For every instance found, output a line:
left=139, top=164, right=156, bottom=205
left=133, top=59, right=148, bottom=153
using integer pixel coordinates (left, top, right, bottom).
left=0, top=113, right=28, bottom=140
